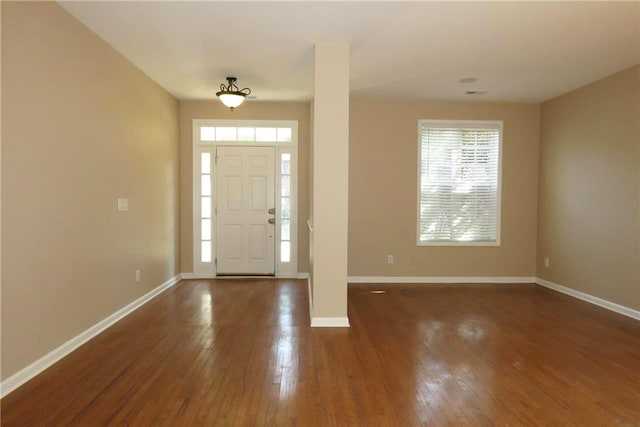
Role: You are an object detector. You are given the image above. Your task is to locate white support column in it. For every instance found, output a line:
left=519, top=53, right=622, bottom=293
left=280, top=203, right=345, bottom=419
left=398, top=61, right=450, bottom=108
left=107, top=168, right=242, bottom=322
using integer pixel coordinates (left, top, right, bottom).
left=310, top=43, right=350, bottom=327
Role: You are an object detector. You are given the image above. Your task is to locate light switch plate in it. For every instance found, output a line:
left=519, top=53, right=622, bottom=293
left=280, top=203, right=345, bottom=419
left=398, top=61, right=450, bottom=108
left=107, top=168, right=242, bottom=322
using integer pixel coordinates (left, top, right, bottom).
left=117, top=198, right=129, bottom=211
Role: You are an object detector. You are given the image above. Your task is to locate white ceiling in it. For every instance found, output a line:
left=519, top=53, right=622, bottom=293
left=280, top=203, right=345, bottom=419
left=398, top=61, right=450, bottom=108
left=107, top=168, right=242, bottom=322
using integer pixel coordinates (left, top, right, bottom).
left=60, top=1, right=639, bottom=103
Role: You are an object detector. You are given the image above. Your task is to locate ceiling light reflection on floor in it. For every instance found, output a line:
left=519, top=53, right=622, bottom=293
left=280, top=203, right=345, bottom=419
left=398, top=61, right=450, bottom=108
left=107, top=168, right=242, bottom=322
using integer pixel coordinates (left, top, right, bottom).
left=369, top=290, right=387, bottom=294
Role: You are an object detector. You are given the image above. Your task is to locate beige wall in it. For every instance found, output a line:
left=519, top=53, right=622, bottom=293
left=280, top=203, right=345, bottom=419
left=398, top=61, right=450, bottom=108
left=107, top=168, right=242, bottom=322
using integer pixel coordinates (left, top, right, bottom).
left=1, top=2, right=180, bottom=379
left=538, top=65, right=639, bottom=310
left=349, top=98, right=540, bottom=277
left=179, top=101, right=310, bottom=274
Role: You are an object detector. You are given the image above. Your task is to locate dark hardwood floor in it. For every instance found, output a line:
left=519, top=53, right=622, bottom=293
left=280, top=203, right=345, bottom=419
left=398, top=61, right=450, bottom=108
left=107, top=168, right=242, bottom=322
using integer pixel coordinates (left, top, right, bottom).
left=2, top=279, right=639, bottom=426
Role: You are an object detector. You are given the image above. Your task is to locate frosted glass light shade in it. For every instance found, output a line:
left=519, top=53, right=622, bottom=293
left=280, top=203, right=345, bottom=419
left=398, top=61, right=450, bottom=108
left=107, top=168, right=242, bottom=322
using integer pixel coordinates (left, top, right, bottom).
left=218, top=93, right=246, bottom=109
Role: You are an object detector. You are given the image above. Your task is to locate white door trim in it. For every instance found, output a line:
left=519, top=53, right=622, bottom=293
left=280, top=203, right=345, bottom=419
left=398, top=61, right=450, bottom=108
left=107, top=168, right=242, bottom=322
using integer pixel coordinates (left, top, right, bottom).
left=192, top=119, right=298, bottom=278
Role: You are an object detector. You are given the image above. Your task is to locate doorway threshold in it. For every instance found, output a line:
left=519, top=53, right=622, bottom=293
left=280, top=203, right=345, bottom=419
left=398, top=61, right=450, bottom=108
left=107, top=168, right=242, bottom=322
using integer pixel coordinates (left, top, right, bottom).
left=215, top=274, right=276, bottom=279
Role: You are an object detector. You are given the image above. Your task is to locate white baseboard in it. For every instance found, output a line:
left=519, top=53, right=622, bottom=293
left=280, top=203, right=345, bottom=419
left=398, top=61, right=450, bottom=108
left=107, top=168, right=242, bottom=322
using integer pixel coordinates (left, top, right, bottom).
left=0, top=274, right=182, bottom=399
left=311, top=317, right=350, bottom=327
left=535, top=277, right=640, bottom=321
left=297, top=272, right=310, bottom=279
left=348, top=276, right=536, bottom=284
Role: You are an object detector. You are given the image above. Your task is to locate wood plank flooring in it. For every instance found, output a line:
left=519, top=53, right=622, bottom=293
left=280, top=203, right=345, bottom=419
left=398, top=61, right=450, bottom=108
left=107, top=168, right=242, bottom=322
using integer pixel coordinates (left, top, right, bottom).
left=2, top=279, right=639, bottom=426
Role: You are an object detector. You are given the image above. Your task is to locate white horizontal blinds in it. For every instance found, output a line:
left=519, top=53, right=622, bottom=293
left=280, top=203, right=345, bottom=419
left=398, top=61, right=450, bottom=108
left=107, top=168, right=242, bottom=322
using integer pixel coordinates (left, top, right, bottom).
left=419, top=121, right=500, bottom=242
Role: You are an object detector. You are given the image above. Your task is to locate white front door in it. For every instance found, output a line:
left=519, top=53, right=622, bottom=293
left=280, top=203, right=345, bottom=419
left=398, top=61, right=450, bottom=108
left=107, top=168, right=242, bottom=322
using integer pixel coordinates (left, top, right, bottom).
left=216, top=146, right=275, bottom=275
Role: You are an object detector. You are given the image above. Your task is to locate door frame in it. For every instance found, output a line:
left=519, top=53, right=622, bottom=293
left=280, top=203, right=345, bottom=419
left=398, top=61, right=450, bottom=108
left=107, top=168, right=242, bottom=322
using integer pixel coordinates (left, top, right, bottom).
left=192, top=119, right=298, bottom=278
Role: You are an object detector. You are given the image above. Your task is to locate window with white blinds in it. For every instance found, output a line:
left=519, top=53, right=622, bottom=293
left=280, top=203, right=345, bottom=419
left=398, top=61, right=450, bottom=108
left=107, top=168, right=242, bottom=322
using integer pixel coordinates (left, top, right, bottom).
left=418, top=120, right=502, bottom=246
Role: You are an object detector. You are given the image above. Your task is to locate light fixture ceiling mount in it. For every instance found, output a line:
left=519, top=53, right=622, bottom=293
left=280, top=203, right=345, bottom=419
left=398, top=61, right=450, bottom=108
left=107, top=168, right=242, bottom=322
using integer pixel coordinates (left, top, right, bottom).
left=216, top=77, right=251, bottom=111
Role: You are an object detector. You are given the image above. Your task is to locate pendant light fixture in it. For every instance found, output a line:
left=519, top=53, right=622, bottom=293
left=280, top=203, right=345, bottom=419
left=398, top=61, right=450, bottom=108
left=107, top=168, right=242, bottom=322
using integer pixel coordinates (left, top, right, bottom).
left=216, top=77, right=251, bottom=111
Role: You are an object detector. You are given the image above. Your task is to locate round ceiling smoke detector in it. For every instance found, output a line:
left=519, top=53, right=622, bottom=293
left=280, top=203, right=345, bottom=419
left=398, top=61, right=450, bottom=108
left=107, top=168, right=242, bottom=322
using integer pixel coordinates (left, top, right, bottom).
left=459, top=77, right=478, bottom=83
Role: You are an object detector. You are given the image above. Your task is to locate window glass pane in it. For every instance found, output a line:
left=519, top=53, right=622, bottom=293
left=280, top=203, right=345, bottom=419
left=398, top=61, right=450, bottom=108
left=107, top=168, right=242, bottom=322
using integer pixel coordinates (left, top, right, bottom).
left=201, top=197, right=211, bottom=218
left=281, top=153, right=291, bottom=175
left=281, top=175, right=290, bottom=197
left=419, top=121, right=500, bottom=244
left=201, top=241, right=212, bottom=262
left=256, top=127, right=277, bottom=141
left=216, top=127, right=237, bottom=141
left=200, top=127, right=215, bottom=141
left=281, top=197, right=290, bottom=219
left=280, top=241, right=290, bottom=263
left=237, top=127, right=255, bottom=141
left=281, top=219, right=290, bottom=241
left=201, top=174, right=211, bottom=196
left=277, top=128, right=292, bottom=142
left=201, top=152, right=211, bottom=174
left=201, top=219, right=212, bottom=240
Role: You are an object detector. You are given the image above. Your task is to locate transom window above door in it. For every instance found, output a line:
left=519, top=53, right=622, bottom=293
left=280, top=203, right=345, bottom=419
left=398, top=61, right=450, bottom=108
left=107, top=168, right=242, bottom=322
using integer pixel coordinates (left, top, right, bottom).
left=200, top=126, right=292, bottom=143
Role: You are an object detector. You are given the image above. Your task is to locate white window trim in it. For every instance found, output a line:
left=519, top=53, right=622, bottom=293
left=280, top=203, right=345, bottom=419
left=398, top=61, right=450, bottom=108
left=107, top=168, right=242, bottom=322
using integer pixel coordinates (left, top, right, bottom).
left=192, top=119, right=298, bottom=278
left=416, top=119, right=503, bottom=247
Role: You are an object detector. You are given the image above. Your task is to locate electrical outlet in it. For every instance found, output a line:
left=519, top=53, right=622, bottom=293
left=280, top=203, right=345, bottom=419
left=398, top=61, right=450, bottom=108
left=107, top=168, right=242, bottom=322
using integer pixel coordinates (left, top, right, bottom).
left=117, top=198, right=129, bottom=211
left=135, top=269, right=141, bottom=282
left=387, top=255, right=394, bottom=264
left=544, top=257, right=550, bottom=268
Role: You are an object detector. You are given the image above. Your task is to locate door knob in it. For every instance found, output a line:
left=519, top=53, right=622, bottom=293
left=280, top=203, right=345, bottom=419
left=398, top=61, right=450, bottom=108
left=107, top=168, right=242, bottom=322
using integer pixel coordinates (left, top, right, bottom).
left=268, top=208, right=275, bottom=215
left=268, top=218, right=275, bottom=224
